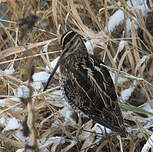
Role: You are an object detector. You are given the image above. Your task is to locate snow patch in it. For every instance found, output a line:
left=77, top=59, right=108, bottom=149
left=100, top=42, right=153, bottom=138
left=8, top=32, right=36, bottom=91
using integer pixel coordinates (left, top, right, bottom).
left=46, top=56, right=60, bottom=73
left=16, top=149, right=24, bottom=152
left=0, top=117, right=6, bottom=126
left=121, top=87, right=135, bottom=102
left=107, top=0, right=152, bottom=36
left=59, top=107, right=75, bottom=124
left=32, top=71, right=50, bottom=82
left=42, top=41, right=50, bottom=53
left=4, top=64, right=15, bottom=75
left=92, top=123, right=111, bottom=134
left=50, top=90, right=63, bottom=99
left=85, top=40, right=95, bottom=53
left=31, top=81, right=42, bottom=90
left=9, top=97, right=21, bottom=102
left=109, top=71, right=128, bottom=84
left=40, top=136, right=65, bottom=150
left=107, top=9, right=124, bottom=33
left=114, top=40, right=127, bottom=62
left=32, top=71, right=50, bottom=90
left=0, top=99, right=5, bottom=106
left=140, top=101, right=153, bottom=116
left=16, top=85, right=30, bottom=98
left=3, top=118, right=22, bottom=132
left=15, top=130, right=28, bottom=142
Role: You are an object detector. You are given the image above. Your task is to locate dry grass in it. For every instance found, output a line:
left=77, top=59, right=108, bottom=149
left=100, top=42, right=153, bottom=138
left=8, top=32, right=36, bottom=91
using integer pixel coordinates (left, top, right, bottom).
left=0, top=0, right=153, bottom=151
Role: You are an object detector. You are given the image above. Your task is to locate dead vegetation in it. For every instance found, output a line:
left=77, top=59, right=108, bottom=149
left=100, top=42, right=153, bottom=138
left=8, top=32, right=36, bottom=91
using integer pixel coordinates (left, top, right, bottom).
left=0, top=0, right=153, bottom=151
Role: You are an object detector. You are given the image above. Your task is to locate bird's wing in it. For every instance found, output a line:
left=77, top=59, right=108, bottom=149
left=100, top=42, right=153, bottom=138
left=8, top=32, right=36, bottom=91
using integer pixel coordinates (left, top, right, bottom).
left=67, top=54, right=125, bottom=133
left=72, top=54, right=118, bottom=111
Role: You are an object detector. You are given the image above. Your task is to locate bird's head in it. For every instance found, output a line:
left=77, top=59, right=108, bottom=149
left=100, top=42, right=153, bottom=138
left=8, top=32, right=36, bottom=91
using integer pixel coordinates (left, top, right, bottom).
left=60, top=30, right=83, bottom=58
left=43, top=30, right=82, bottom=91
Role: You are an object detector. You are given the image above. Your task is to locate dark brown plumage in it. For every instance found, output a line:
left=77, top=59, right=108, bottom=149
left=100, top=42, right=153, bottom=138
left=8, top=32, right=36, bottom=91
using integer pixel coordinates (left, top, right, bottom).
left=44, top=30, right=125, bottom=133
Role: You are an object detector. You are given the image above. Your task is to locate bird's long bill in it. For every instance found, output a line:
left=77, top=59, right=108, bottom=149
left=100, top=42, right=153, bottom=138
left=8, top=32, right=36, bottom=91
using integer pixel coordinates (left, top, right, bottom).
left=43, top=48, right=68, bottom=91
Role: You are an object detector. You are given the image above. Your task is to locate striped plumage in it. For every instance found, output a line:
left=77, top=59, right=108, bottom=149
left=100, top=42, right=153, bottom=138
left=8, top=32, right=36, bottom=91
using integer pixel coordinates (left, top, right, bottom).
left=44, top=30, right=125, bottom=133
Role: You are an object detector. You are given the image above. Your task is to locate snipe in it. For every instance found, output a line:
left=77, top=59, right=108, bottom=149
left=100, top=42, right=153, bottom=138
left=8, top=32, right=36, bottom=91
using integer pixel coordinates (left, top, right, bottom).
left=44, top=30, right=125, bottom=133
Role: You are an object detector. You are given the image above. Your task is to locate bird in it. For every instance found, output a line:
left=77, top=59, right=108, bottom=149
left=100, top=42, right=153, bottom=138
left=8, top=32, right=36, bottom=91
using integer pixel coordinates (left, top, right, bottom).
left=44, top=30, right=126, bottom=133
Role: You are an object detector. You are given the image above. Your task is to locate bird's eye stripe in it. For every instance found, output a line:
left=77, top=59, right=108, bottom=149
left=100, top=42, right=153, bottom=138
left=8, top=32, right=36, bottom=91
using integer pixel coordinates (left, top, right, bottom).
left=60, top=31, right=76, bottom=49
